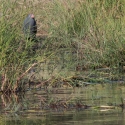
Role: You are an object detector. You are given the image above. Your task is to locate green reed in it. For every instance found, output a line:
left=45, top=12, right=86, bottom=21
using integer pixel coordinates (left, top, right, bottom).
left=46, top=0, right=125, bottom=69
left=1, top=0, right=125, bottom=91
left=0, top=0, right=46, bottom=91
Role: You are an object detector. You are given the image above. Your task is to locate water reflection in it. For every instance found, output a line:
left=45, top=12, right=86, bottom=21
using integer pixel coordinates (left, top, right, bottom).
left=0, top=84, right=125, bottom=125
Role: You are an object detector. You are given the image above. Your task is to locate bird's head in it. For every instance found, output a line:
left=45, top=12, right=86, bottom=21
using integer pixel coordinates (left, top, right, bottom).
left=29, top=14, right=35, bottom=18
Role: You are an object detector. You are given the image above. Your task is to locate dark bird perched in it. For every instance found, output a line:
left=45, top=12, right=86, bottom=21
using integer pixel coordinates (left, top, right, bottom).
left=23, top=14, right=37, bottom=41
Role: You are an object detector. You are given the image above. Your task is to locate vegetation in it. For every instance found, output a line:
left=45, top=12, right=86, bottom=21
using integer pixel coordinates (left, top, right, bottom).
left=0, top=0, right=125, bottom=92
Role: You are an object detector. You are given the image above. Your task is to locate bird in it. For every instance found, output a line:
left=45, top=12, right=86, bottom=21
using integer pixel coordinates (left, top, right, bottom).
left=23, top=14, right=37, bottom=41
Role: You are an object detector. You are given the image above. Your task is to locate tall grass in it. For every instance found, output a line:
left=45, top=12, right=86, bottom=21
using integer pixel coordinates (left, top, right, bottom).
left=46, top=0, right=125, bottom=69
left=0, top=0, right=47, bottom=91
left=1, top=0, right=125, bottom=91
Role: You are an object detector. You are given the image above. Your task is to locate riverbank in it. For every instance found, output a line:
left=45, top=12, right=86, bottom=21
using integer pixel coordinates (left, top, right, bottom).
left=1, top=0, right=125, bottom=91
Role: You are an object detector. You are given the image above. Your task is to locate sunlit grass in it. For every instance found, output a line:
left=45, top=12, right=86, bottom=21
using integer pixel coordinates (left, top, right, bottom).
left=1, top=0, right=125, bottom=91
left=43, top=0, right=125, bottom=69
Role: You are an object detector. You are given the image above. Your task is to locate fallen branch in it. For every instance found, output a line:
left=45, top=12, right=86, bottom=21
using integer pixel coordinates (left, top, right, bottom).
left=36, top=76, right=54, bottom=88
left=14, top=62, right=38, bottom=91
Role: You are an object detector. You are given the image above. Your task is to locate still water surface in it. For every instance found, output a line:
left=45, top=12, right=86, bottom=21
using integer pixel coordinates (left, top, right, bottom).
left=0, top=83, right=125, bottom=125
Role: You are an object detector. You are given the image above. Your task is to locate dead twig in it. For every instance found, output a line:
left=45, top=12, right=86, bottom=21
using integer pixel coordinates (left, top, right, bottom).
left=14, top=63, right=38, bottom=91
left=36, top=76, right=55, bottom=88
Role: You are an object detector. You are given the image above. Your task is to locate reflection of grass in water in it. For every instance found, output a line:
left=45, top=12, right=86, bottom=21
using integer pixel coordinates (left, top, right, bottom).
left=0, top=83, right=124, bottom=125
left=1, top=84, right=124, bottom=111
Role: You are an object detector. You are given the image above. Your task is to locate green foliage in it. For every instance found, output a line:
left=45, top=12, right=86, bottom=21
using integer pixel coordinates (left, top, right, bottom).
left=1, top=0, right=125, bottom=90
left=0, top=0, right=44, bottom=90
left=46, top=0, right=125, bottom=69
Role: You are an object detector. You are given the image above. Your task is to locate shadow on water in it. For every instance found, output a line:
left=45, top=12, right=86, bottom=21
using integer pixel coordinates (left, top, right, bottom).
left=0, top=82, right=125, bottom=125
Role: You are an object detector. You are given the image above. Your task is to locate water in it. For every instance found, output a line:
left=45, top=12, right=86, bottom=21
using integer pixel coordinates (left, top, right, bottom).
left=0, top=83, right=125, bottom=125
